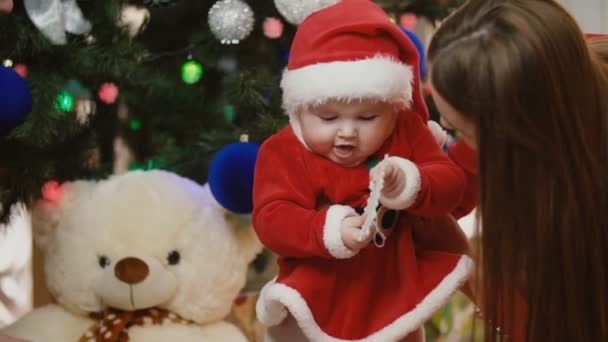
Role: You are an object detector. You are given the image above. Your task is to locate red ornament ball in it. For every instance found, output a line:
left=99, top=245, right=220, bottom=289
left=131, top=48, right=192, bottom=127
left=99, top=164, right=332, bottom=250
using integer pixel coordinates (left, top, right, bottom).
left=42, top=180, right=65, bottom=205
left=400, top=13, right=417, bottom=30
left=13, top=64, right=28, bottom=78
left=424, top=81, right=432, bottom=96
left=0, top=0, right=13, bottom=14
left=98, top=82, right=119, bottom=104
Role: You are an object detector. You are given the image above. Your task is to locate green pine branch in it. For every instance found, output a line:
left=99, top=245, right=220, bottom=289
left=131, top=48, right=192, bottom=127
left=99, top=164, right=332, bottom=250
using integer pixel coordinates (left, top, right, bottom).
left=0, top=0, right=463, bottom=222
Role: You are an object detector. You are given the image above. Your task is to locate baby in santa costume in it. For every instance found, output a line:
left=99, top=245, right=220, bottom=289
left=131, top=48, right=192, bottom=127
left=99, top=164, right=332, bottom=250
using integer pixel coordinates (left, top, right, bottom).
left=253, top=0, right=474, bottom=341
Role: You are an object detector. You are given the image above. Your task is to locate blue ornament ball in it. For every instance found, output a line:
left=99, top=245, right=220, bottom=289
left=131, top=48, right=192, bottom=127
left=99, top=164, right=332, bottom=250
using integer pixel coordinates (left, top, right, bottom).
left=401, top=28, right=426, bottom=78
left=0, top=66, right=32, bottom=135
left=208, top=142, right=259, bottom=214
left=281, top=50, right=290, bottom=64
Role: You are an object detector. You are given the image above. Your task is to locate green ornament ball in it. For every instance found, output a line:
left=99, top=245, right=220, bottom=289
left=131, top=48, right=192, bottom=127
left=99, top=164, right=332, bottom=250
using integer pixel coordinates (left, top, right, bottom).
left=56, top=91, right=74, bottom=112
left=223, top=104, right=235, bottom=123
left=181, top=60, right=203, bottom=85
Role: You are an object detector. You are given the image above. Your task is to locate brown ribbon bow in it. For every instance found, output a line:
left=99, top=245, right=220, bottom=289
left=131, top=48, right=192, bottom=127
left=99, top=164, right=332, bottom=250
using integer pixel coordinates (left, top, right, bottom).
left=79, top=308, right=193, bottom=342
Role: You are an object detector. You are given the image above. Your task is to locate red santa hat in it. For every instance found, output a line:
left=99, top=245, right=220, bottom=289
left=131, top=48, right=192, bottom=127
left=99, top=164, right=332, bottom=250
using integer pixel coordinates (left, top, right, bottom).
left=281, top=0, right=429, bottom=129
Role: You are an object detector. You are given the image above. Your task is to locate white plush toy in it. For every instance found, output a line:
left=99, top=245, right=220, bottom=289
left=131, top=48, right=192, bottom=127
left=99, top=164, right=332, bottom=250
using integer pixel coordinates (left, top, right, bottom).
left=1, top=170, right=262, bottom=341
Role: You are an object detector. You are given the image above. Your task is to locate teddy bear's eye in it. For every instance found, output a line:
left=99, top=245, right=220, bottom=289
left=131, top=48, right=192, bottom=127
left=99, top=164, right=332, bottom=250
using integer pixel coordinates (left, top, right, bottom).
left=167, top=250, right=180, bottom=265
left=98, top=255, right=111, bottom=268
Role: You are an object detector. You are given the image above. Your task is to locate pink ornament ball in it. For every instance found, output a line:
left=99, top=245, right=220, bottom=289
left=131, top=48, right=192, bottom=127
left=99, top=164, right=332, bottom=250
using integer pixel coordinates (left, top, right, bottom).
left=0, top=0, right=13, bottom=14
left=98, top=82, right=119, bottom=104
left=400, top=13, right=417, bottom=30
left=263, top=17, right=284, bottom=39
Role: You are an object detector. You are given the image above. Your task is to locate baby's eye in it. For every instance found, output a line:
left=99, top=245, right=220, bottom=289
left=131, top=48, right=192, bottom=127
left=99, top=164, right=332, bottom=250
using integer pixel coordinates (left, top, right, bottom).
left=359, top=115, right=378, bottom=121
left=320, top=116, right=337, bottom=122
left=98, top=255, right=111, bottom=268
left=167, top=250, right=181, bottom=265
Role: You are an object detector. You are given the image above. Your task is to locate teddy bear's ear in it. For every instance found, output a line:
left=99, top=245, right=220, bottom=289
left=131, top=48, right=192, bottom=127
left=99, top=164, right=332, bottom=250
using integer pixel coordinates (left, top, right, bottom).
left=32, top=180, right=96, bottom=251
left=235, top=223, right=264, bottom=263
left=222, top=211, right=263, bottom=262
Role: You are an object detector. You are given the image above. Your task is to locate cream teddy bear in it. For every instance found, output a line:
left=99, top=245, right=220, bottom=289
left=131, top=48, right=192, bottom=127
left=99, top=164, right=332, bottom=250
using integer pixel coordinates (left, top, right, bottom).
left=1, top=170, right=262, bottom=341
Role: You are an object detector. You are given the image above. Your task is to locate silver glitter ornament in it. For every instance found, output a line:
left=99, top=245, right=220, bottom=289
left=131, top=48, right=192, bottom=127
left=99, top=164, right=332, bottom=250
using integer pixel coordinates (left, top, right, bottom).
left=24, top=0, right=92, bottom=45
left=117, top=5, right=150, bottom=38
left=273, top=0, right=340, bottom=25
left=208, top=0, right=254, bottom=45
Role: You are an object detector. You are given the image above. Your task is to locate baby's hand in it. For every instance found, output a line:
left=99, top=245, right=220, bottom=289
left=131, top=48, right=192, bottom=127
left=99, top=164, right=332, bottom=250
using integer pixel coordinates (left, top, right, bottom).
left=370, top=161, right=405, bottom=199
left=340, top=214, right=371, bottom=251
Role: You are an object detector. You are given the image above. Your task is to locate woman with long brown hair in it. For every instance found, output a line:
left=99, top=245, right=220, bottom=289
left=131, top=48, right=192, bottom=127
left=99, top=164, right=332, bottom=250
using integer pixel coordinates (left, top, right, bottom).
left=427, top=0, right=608, bottom=340
left=588, top=34, right=608, bottom=64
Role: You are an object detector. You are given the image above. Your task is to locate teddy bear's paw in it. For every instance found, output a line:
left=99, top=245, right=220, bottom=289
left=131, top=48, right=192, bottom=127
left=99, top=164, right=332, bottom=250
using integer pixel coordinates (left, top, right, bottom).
left=128, top=321, right=248, bottom=342
left=0, top=304, right=93, bottom=342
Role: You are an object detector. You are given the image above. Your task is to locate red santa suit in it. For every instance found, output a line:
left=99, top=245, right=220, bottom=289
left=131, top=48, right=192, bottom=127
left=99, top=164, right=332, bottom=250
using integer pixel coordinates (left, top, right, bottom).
left=253, top=1, right=473, bottom=341
left=448, top=140, right=478, bottom=219
left=426, top=122, right=478, bottom=219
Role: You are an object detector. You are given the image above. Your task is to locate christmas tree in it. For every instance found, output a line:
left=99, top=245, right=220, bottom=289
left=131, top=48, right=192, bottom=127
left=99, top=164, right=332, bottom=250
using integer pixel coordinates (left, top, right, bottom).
left=0, top=0, right=463, bottom=222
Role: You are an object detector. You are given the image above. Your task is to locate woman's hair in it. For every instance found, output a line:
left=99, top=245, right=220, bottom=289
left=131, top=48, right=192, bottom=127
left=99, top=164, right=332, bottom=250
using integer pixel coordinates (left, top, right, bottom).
left=428, top=0, right=608, bottom=341
left=588, top=34, right=608, bottom=64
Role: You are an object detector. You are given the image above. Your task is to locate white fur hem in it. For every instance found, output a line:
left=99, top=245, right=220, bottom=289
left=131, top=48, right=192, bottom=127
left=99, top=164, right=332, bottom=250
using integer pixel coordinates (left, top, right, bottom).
left=281, top=55, right=413, bottom=116
left=256, top=256, right=474, bottom=341
left=380, top=157, right=421, bottom=210
left=323, top=205, right=358, bottom=259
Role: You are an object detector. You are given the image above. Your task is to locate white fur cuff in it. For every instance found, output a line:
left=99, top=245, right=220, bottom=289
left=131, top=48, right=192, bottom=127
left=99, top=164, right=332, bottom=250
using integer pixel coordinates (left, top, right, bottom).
left=427, top=120, right=448, bottom=148
left=323, top=205, right=358, bottom=259
left=380, top=157, right=422, bottom=210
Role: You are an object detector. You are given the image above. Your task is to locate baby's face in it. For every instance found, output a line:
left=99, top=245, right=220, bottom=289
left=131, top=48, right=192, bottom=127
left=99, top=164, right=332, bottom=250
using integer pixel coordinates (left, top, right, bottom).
left=298, top=99, right=398, bottom=167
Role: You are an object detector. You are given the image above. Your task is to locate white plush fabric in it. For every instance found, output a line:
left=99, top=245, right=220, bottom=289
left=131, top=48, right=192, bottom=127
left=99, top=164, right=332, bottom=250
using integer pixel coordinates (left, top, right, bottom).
left=322, top=205, right=358, bottom=259
left=378, top=157, right=422, bottom=210
left=0, top=171, right=261, bottom=341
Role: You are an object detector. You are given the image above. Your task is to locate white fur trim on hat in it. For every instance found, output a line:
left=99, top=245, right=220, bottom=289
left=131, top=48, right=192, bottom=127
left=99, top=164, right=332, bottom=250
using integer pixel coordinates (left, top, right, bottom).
left=256, top=256, right=474, bottom=341
left=379, top=157, right=421, bottom=210
left=281, top=55, right=413, bottom=116
left=289, top=115, right=310, bottom=150
left=323, top=205, right=358, bottom=259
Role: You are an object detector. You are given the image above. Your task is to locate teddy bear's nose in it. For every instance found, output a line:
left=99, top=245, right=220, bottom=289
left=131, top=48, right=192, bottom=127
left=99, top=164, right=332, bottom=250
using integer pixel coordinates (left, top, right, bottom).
left=114, top=257, right=149, bottom=285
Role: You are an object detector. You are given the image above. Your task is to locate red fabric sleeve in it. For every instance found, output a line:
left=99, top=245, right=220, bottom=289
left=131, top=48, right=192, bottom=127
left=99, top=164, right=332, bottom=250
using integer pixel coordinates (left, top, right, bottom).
left=448, top=140, right=478, bottom=219
left=395, top=112, right=466, bottom=216
left=252, top=129, right=355, bottom=259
